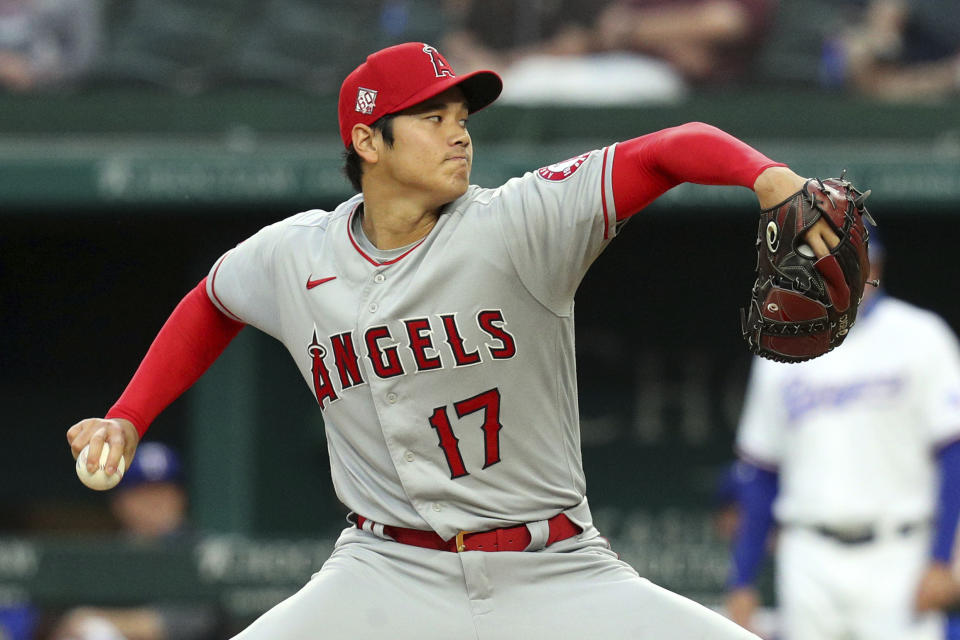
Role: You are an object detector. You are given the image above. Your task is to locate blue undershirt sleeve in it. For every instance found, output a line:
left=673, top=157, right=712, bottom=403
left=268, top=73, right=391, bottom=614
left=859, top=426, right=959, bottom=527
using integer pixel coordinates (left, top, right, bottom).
left=932, top=439, right=960, bottom=562
left=727, top=460, right=779, bottom=589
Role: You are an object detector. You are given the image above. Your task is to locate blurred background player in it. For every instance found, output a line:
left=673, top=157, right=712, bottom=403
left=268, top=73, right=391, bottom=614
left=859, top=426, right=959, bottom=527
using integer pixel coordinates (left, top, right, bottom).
left=822, top=0, right=960, bottom=101
left=0, top=604, right=38, bottom=640
left=0, top=0, right=103, bottom=92
left=725, top=229, right=960, bottom=639
left=108, top=441, right=188, bottom=541
left=952, top=528, right=960, bottom=640
left=50, top=443, right=224, bottom=640
left=711, top=462, right=779, bottom=638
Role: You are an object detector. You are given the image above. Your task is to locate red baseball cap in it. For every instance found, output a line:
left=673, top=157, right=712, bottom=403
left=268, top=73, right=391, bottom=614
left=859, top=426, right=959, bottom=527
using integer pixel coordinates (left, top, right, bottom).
left=338, top=42, right=503, bottom=148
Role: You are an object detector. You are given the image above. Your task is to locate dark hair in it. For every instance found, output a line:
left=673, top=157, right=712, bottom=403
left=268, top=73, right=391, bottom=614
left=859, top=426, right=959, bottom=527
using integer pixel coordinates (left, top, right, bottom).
left=342, top=114, right=396, bottom=192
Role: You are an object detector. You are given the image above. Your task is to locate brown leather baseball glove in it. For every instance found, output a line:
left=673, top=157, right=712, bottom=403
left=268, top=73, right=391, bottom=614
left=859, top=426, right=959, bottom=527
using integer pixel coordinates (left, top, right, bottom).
left=741, top=173, right=876, bottom=363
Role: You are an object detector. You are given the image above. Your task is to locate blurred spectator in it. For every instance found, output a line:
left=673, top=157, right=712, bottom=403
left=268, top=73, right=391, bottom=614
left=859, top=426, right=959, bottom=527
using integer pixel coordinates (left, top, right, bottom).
left=48, top=443, right=224, bottom=640
left=441, top=0, right=687, bottom=104
left=0, top=0, right=102, bottom=92
left=593, top=0, right=776, bottom=85
left=441, top=0, right=600, bottom=75
left=725, top=231, right=960, bottom=639
left=824, top=0, right=960, bottom=100
left=108, top=441, right=187, bottom=541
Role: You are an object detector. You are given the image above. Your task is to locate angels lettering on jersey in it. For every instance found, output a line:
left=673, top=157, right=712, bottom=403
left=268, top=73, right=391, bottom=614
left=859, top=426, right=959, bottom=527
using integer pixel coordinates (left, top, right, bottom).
left=307, top=309, right=517, bottom=409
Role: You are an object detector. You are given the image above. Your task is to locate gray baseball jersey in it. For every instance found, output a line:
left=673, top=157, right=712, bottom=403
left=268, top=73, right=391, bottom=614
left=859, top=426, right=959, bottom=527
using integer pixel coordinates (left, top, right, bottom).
left=208, top=146, right=618, bottom=540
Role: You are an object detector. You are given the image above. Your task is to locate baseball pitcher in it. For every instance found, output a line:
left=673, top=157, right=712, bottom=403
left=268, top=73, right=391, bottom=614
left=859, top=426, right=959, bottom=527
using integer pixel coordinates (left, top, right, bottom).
left=67, top=42, right=852, bottom=639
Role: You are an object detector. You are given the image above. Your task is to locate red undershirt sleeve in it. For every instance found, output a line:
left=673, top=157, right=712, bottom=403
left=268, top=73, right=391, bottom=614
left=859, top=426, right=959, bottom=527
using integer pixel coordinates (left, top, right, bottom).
left=106, top=277, right=245, bottom=437
left=611, top=121, right=786, bottom=220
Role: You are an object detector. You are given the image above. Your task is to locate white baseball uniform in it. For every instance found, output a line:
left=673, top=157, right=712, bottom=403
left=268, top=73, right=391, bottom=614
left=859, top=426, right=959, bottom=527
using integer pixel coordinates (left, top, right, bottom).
left=737, top=295, right=960, bottom=640
left=207, top=145, right=758, bottom=639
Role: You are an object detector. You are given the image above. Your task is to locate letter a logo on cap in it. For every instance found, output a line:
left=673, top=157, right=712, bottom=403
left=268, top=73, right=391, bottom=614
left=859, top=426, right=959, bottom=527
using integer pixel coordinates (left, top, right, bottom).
left=355, top=87, right=378, bottom=115
left=423, top=44, right=454, bottom=78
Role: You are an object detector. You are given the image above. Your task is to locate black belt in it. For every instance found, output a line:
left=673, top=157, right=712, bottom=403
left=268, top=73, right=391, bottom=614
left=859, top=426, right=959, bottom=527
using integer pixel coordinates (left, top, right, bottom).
left=809, top=521, right=926, bottom=545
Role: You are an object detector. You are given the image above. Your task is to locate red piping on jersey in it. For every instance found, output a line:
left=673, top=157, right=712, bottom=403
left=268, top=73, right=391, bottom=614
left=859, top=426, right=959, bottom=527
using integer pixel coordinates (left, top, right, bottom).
left=600, top=146, right=611, bottom=240
left=348, top=204, right=429, bottom=266
left=209, top=253, right=243, bottom=322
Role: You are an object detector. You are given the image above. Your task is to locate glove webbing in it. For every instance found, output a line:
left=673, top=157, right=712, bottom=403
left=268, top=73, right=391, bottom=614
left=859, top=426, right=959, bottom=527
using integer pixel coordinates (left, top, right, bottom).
left=740, top=300, right=829, bottom=340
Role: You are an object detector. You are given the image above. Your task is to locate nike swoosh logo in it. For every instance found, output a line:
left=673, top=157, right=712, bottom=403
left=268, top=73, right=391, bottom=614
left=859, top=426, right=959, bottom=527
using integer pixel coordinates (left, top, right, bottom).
left=306, top=276, right=337, bottom=290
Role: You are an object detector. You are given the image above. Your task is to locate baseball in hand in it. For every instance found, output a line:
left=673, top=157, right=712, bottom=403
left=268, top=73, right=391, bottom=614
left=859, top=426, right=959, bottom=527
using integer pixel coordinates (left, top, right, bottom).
left=76, top=443, right=126, bottom=491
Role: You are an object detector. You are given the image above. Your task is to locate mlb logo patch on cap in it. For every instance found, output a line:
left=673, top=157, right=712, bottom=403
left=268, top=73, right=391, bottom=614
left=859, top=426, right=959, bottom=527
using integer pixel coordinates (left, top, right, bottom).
left=355, top=87, right=378, bottom=115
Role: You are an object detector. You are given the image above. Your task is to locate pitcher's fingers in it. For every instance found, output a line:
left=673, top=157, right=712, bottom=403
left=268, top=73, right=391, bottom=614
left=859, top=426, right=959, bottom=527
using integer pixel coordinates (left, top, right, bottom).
left=807, top=219, right=840, bottom=257
left=66, top=421, right=85, bottom=452
left=806, top=233, right=830, bottom=259
left=806, top=219, right=840, bottom=258
left=67, top=418, right=98, bottom=458
left=86, top=427, right=107, bottom=474
left=821, top=223, right=840, bottom=249
left=104, top=427, right=126, bottom=475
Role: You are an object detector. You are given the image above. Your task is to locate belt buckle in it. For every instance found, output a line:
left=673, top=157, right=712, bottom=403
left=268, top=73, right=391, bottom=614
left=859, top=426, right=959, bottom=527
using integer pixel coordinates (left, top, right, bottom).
left=455, top=530, right=471, bottom=552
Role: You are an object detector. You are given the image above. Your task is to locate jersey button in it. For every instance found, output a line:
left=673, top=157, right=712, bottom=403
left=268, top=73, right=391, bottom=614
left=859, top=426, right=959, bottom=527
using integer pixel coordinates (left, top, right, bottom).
left=368, top=303, right=378, bottom=313
left=432, top=503, right=442, bottom=512
left=404, top=451, right=415, bottom=462
left=386, top=392, right=398, bottom=404
left=374, top=273, right=385, bottom=283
